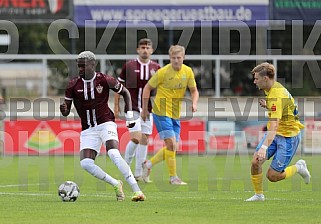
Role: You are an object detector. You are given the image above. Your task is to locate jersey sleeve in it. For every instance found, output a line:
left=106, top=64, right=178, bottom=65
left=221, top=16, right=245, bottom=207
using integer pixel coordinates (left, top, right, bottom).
left=118, top=63, right=127, bottom=83
left=65, top=78, right=76, bottom=100
left=148, top=69, right=162, bottom=88
left=106, top=75, right=123, bottom=93
left=187, top=67, right=197, bottom=88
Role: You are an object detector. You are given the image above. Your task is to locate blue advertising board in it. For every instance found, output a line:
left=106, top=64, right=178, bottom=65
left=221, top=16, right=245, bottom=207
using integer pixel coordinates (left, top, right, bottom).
left=74, top=1, right=269, bottom=27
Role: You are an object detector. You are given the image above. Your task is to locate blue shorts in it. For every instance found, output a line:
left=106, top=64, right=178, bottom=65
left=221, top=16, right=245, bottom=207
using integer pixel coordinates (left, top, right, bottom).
left=153, top=114, right=180, bottom=142
left=256, top=133, right=301, bottom=172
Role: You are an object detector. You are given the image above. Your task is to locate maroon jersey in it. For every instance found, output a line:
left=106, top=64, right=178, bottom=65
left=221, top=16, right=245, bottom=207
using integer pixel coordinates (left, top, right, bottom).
left=118, top=58, right=160, bottom=113
left=65, top=72, right=123, bottom=130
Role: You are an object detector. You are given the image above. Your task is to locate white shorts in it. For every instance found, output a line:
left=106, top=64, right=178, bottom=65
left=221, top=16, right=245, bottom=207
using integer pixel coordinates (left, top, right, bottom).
left=80, top=122, right=118, bottom=154
left=128, top=111, right=153, bottom=135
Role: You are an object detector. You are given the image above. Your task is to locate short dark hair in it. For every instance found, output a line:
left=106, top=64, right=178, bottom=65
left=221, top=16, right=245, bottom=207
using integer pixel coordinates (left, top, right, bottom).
left=138, top=38, right=152, bottom=47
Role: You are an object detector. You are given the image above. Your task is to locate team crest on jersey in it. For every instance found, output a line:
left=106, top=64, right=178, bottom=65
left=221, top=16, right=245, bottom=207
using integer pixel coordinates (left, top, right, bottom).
left=96, top=84, right=103, bottom=94
left=150, top=69, right=156, bottom=75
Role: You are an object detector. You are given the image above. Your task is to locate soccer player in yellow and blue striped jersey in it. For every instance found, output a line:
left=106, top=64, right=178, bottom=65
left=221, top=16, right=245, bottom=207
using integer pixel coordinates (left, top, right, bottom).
left=141, top=45, right=199, bottom=185
left=245, top=62, right=310, bottom=201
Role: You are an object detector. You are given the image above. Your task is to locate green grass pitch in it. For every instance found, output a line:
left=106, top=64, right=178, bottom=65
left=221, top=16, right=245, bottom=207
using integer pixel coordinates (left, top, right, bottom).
left=0, top=154, right=320, bottom=224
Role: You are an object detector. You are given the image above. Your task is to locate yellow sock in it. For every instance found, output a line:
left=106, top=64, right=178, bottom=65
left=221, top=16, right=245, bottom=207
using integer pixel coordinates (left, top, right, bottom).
left=251, top=173, right=263, bottom=194
left=165, top=148, right=176, bottom=177
left=285, top=165, right=297, bottom=179
left=150, top=147, right=165, bottom=165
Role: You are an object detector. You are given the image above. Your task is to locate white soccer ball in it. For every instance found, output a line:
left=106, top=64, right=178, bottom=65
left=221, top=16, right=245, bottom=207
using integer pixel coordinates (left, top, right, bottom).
left=58, top=181, right=80, bottom=202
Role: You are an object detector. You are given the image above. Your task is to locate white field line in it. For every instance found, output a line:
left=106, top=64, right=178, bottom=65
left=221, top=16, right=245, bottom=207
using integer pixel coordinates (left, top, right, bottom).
left=0, top=191, right=319, bottom=202
left=0, top=191, right=114, bottom=198
left=0, top=183, right=114, bottom=198
left=0, top=192, right=53, bottom=196
left=0, top=184, right=313, bottom=193
left=0, top=183, right=318, bottom=201
left=0, top=192, right=321, bottom=202
left=0, top=183, right=42, bottom=188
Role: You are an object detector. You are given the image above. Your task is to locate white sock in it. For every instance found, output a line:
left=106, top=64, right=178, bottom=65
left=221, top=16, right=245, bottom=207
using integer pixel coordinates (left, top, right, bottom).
left=124, top=140, right=138, bottom=165
left=295, top=163, right=301, bottom=172
left=146, top=160, right=153, bottom=169
left=80, top=158, right=118, bottom=186
left=108, top=149, right=141, bottom=192
left=135, top=144, right=148, bottom=177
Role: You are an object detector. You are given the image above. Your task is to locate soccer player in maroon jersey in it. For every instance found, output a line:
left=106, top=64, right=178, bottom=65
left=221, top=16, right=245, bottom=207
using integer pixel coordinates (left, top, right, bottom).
left=114, top=39, right=160, bottom=182
left=60, top=51, right=145, bottom=201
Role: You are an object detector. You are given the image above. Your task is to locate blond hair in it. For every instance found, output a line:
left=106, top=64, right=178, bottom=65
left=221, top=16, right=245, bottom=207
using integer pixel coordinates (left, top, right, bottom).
left=168, top=45, right=185, bottom=56
left=77, top=51, right=96, bottom=61
left=251, top=62, right=275, bottom=79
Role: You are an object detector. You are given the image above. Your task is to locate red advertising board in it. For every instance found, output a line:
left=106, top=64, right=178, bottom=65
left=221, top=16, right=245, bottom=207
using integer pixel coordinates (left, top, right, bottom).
left=4, top=120, right=82, bottom=155
left=209, top=136, right=235, bottom=150
left=4, top=119, right=205, bottom=155
left=0, top=0, right=71, bottom=21
left=207, top=121, right=236, bottom=150
left=303, top=118, right=321, bottom=153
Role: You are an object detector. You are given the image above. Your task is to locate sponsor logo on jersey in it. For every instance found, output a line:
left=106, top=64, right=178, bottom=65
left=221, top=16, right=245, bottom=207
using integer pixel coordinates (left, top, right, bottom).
left=271, top=104, right=276, bottom=112
left=108, top=130, right=117, bottom=137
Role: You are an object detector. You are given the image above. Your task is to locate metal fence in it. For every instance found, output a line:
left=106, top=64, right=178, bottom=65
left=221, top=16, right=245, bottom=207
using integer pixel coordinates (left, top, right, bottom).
left=1, top=54, right=321, bottom=98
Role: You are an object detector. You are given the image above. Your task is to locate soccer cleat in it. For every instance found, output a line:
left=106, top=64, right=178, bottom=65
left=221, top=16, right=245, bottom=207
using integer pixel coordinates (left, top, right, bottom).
left=135, top=176, right=144, bottom=182
left=169, top=176, right=187, bottom=185
left=142, top=161, right=151, bottom=183
left=114, top=180, right=125, bottom=201
left=135, top=176, right=152, bottom=183
left=131, top=191, right=145, bottom=202
left=245, top=194, right=265, bottom=202
left=296, top=160, right=311, bottom=184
